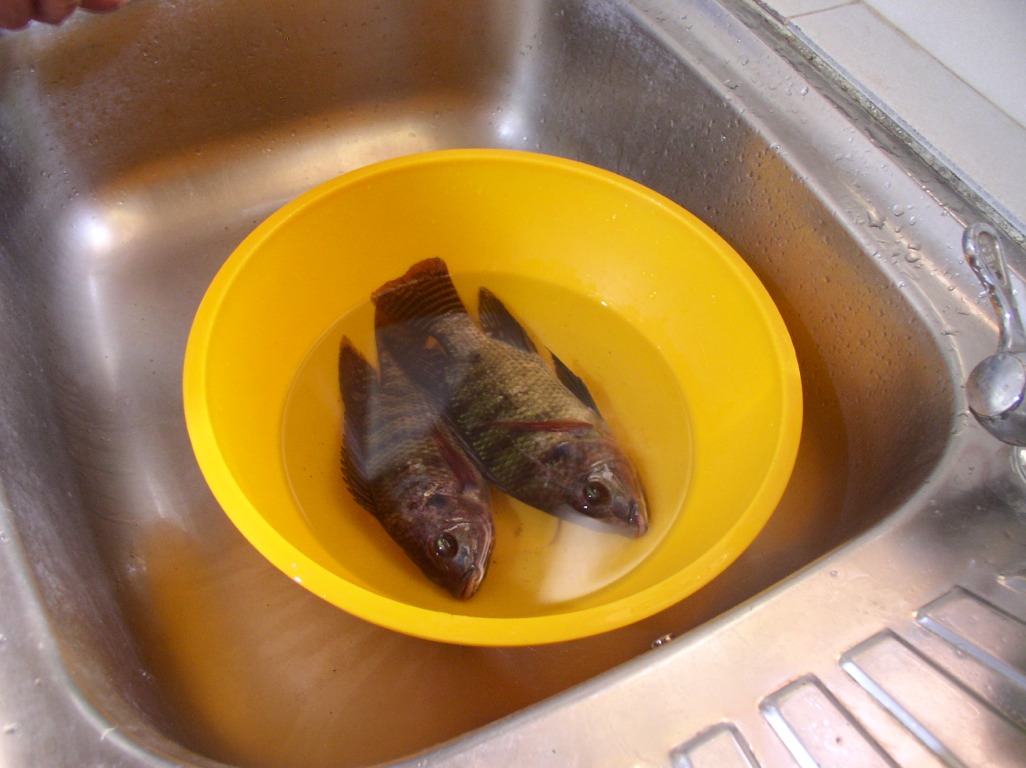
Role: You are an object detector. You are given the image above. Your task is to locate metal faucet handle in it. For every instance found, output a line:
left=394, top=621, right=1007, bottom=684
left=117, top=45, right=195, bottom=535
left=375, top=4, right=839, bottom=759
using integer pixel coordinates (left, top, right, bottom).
left=963, top=223, right=1026, bottom=446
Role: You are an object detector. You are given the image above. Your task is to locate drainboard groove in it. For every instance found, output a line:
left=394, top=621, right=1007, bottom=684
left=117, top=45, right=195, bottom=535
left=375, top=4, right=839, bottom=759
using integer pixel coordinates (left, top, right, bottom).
left=669, top=723, right=760, bottom=768
left=760, top=675, right=898, bottom=768
left=916, top=586, right=1026, bottom=707
left=840, top=629, right=1026, bottom=767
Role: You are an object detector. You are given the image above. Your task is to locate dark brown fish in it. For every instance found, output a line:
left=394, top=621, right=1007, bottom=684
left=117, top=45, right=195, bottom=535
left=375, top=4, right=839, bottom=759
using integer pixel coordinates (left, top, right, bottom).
left=339, top=333, right=494, bottom=599
left=372, top=258, right=648, bottom=537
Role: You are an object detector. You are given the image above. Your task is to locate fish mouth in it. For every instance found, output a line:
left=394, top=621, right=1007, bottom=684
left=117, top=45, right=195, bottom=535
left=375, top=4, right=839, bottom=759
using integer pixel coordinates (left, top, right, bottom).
left=629, top=516, right=649, bottom=537
left=610, top=506, right=648, bottom=537
left=625, top=500, right=649, bottom=537
left=550, top=501, right=648, bottom=537
left=457, top=565, right=486, bottom=600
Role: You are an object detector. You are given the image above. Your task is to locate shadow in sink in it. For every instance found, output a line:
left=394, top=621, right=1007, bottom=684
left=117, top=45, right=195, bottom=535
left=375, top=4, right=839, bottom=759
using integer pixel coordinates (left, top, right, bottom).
left=0, top=0, right=951, bottom=766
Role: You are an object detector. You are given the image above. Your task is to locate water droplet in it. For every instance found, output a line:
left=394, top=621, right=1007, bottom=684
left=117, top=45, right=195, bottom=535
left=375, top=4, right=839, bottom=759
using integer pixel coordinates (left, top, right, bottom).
left=651, top=633, right=676, bottom=648
left=998, top=567, right=1026, bottom=593
left=2, top=723, right=18, bottom=736
left=905, top=252, right=921, bottom=264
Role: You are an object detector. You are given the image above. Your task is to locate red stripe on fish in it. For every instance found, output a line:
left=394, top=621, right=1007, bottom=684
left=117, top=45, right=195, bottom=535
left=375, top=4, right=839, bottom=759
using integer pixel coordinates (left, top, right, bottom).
left=480, top=419, right=597, bottom=434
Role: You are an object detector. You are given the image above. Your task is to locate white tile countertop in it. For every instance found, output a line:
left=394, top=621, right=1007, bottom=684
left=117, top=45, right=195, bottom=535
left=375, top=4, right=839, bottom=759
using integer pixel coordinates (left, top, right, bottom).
left=753, top=0, right=1026, bottom=237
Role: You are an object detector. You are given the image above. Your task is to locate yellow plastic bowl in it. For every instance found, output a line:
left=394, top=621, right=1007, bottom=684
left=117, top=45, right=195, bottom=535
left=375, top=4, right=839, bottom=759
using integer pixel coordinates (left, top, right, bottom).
left=183, top=149, right=801, bottom=646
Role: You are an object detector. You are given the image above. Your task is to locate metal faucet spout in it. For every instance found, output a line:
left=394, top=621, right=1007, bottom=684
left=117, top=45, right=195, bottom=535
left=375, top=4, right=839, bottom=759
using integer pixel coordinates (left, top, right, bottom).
left=963, top=223, right=1026, bottom=446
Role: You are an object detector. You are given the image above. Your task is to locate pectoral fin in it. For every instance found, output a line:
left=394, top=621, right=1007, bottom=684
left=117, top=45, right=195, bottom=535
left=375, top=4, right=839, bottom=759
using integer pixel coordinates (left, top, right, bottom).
left=431, top=425, right=485, bottom=493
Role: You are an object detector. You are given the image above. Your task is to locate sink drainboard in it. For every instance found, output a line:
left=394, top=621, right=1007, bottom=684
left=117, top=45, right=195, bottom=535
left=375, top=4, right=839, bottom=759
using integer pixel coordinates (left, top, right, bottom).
left=747, top=582, right=1026, bottom=768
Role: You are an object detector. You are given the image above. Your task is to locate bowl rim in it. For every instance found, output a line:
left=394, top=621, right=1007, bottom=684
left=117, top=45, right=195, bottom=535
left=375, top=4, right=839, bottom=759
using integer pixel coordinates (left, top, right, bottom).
left=183, top=148, right=803, bottom=646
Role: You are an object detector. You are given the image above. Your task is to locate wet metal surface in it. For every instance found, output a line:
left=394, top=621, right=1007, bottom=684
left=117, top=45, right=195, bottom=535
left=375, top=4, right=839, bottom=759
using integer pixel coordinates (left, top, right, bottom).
left=1, top=0, right=1024, bottom=765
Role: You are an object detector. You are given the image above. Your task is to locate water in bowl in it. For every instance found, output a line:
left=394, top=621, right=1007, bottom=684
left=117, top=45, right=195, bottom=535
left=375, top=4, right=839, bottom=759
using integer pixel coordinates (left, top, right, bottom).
left=281, top=272, right=692, bottom=613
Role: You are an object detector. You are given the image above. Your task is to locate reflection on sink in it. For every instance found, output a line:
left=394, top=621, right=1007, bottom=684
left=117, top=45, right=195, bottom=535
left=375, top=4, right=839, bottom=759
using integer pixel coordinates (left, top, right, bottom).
left=0, top=0, right=956, bottom=766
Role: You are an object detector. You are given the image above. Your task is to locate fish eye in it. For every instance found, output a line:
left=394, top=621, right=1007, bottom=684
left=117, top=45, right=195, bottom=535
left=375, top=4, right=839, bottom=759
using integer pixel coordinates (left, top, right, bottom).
left=434, top=532, right=459, bottom=559
left=582, top=481, right=610, bottom=506
left=426, top=493, right=449, bottom=509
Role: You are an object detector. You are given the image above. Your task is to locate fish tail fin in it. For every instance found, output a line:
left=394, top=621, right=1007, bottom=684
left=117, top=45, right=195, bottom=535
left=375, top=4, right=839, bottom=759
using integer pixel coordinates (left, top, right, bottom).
left=372, top=257, right=467, bottom=331
left=338, top=336, right=376, bottom=513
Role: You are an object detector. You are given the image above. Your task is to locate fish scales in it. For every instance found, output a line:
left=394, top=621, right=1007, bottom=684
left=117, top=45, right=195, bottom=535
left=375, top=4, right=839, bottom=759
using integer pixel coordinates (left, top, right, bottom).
left=439, top=320, right=596, bottom=486
left=372, top=258, right=649, bottom=537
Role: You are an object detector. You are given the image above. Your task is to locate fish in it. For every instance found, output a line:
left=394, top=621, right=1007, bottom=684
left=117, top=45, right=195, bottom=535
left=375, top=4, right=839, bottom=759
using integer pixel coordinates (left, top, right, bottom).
left=338, top=333, right=494, bottom=599
left=372, top=258, right=649, bottom=537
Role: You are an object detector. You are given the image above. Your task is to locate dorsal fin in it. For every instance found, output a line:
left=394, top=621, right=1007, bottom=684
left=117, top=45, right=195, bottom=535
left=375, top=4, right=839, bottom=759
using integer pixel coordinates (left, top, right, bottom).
left=477, top=288, right=537, bottom=354
left=338, top=337, right=377, bottom=513
left=551, top=353, right=601, bottom=414
left=372, top=258, right=467, bottom=331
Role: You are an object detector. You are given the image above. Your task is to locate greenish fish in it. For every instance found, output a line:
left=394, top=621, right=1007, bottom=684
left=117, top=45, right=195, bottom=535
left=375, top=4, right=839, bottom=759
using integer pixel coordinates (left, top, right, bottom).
left=372, top=258, right=648, bottom=537
left=339, top=333, right=494, bottom=599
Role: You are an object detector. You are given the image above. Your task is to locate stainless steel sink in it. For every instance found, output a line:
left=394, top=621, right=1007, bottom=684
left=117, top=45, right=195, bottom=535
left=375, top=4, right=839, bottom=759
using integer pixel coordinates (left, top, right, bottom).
left=3, top=0, right=1026, bottom=766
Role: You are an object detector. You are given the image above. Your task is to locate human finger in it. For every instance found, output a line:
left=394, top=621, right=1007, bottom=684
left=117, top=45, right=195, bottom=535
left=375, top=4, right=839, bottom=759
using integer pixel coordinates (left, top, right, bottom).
left=32, top=0, right=80, bottom=25
left=79, top=0, right=127, bottom=12
left=0, top=0, right=35, bottom=29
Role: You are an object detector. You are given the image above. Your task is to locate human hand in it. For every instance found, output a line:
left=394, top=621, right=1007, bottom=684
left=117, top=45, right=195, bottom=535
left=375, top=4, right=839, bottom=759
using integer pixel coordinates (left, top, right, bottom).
left=1, top=0, right=128, bottom=30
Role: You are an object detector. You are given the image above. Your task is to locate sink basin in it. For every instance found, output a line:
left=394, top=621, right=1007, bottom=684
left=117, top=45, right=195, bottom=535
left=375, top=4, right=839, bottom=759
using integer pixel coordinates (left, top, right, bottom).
left=2, top=1, right=1024, bottom=766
